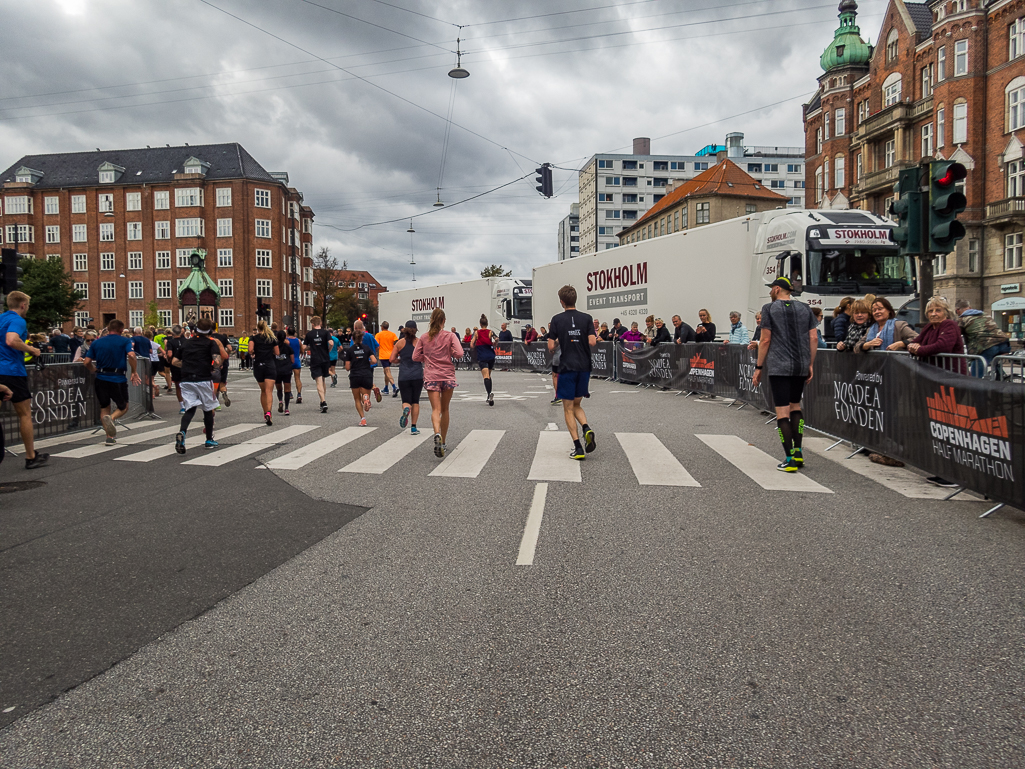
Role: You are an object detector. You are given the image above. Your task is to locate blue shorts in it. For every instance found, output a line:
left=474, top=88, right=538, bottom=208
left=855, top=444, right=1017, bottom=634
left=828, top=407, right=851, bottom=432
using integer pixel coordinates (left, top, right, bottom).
left=556, top=370, right=590, bottom=401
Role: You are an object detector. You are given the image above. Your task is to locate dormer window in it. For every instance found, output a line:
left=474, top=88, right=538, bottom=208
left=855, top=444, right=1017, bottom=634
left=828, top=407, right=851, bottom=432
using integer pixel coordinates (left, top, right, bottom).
left=13, top=166, right=44, bottom=184
left=182, top=156, right=211, bottom=176
left=98, top=161, right=126, bottom=184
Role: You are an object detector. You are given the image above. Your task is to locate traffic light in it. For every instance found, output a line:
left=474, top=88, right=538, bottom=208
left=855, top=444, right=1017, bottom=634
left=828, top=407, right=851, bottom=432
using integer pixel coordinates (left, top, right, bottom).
left=360, top=313, right=367, bottom=321
left=1, top=248, right=23, bottom=295
left=888, top=167, right=922, bottom=256
left=256, top=300, right=270, bottom=319
left=535, top=164, right=553, bottom=198
left=927, top=160, right=967, bottom=253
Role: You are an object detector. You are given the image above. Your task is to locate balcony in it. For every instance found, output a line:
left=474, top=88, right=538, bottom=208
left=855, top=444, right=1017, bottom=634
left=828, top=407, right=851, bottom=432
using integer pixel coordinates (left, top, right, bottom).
left=854, top=163, right=917, bottom=196
left=853, top=96, right=932, bottom=145
left=986, top=197, right=1025, bottom=227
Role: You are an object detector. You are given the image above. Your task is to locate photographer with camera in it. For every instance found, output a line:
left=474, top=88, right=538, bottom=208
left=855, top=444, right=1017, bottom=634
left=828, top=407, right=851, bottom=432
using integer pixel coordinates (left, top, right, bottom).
left=0, top=291, right=48, bottom=468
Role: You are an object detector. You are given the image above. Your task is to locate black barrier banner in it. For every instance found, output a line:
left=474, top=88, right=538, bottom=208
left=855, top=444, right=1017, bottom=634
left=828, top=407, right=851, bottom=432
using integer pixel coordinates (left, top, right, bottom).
left=616, top=343, right=678, bottom=387
left=591, top=341, right=614, bottom=379
left=0, top=362, right=100, bottom=441
left=717, top=344, right=775, bottom=410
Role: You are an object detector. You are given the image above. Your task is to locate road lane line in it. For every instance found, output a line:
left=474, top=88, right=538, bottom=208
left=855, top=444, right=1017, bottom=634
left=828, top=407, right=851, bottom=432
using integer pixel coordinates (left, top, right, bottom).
left=53, top=425, right=183, bottom=458
left=615, top=433, right=701, bottom=487
left=527, top=431, right=581, bottom=482
left=182, top=425, right=319, bottom=467
left=264, top=426, right=376, bottom=470
left=696, top=434, right=833, bottom=493
left=546, top=422, right=559, bottom=431
left=338, top=430, right=430, bottom=474
left=115, top=423, right=265, bottom=462
left=429, top=430, right=504, bottom=478
left=516, top=483, right=548, bottom=566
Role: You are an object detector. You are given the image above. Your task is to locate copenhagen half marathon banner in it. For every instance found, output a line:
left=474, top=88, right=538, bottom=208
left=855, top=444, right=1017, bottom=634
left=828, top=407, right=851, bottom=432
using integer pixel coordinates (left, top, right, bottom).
left=0, top=362, right=101, bottom=442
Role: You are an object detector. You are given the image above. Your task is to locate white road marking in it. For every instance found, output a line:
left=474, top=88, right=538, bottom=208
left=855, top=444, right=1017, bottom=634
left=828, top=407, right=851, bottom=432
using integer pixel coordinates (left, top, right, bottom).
left=9, top=421, right=157, bottom=453
left=429, top=430, right=505, bottom=478
left=516, top=483, right=548, bottom=566
left=53, top=425, right=183, bottom=458
left=527, top=431, right=581, bottom=482
left=182, top=425, right=319, bottom=467
left=615, top=433, right=701, bottom=487
left=696, top=434, right=832, bottom=493
left=114, top=423, right=265, bottom=463
left=338, top=430, right=430, bottom=474
left=608, top=390, right=641, bottom=394
left=546, top=422, right=559, bottom=431
left=263, top=426, right=377, bottom=470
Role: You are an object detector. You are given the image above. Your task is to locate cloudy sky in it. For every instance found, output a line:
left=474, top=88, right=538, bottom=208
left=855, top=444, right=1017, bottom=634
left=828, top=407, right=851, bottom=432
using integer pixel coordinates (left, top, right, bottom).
left=1, top=0, right=887, bottom=290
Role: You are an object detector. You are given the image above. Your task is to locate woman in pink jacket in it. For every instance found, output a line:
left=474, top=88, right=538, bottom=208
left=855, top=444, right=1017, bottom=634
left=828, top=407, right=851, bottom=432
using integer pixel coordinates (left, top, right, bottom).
left=412, top=308, right=464, bottom=458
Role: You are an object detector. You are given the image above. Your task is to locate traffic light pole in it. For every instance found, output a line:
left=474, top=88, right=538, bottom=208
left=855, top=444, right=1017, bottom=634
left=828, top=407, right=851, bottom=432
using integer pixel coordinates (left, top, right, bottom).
left=918, top=159, right=933, bottom=326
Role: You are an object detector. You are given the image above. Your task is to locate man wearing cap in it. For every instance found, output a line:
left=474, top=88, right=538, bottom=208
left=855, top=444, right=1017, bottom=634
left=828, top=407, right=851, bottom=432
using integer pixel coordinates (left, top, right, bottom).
left=751, top=276, right=817, bottom=473
left=610, top=318, right=628, bottom=341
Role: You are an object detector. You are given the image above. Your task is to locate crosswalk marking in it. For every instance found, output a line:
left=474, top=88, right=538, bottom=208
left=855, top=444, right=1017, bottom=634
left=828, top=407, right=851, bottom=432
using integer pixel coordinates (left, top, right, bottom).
left=615, top=433, right=701, bottom=487
left=527, top=431, right=581, bottom=483
left=182, top=425, right=319, bottom=467
left=696, top=434, right=832, bottom=494
left=11, top=421, right=163, bottom=453
left=338, top=430, right=429, bottom=474
left=53, top=425, right=183, bottom=458
left=114, top=423, right=264, bottom=463
left=429, top=430, right=505, bottom=478
left=264, top=426, right=376, bottom=470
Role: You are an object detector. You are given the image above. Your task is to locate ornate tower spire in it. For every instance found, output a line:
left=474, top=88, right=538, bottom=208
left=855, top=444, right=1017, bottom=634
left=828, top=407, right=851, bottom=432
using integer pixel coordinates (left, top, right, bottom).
left=820, top=0, right=872, bottom=72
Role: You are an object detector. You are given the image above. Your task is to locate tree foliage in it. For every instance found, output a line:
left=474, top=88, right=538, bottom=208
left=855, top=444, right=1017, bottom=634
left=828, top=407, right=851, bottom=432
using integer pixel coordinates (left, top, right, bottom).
left=481, top=264, right=512, bottom=278
left=144, top=300, right=160, bottom=328
left=310, top=246, right=338, bottom=321
left=18, top=256, right=84, bottom=332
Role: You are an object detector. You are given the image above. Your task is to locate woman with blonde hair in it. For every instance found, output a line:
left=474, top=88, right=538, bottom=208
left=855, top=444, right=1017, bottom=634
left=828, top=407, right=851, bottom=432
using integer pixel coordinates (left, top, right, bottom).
left=413, top=308, right=464, bottom=457
left=250, top=320, right=279, bottom=426
left=695, top=309, right=716, bottom=342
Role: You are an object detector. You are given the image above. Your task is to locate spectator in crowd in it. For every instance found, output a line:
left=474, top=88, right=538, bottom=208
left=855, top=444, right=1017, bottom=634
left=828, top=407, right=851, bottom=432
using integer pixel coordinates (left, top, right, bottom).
left=672, top=315, right=696, bottom=344
left=695, top=309, right=716, bottom=342
left=642, top=315, right=657, bottom=343
left=855, top=297, right=915, bottom=353
left=69, top=326, right=86, bottom=359
left=620, top=321, right=645, bottom=344
left=831, top=297, right=854, bottom=343
left=598, top=322, right=611, bottom=341
left=908, top=296, right=967, bottom=374
left=955, top=299, right=1011, bottom=367
left=50, top=329, right=71, bottom=356
left=610, top=318, right=627, bottom=340
left=747, top=312, right=763, bottom=350
left=724, top=311, right=750, bottom=345
left=462, top=328, right=472, bottom=345
left=72, top=330, right=98, bottom=361
left=524, top=325, right=539, bottom=343
left=539, top=326, right=548, bottom=338
left=835, top=300, right=871, bottom=352
left=649, top=318, right=671, bottom=345
left=498, top=323, right=514, bottom=342
left=810, top=307, right=828, bottom=348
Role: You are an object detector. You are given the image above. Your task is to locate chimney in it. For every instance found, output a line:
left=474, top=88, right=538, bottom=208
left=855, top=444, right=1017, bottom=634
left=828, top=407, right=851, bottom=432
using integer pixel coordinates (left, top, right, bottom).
left=633, top=137, right=651, bottom=155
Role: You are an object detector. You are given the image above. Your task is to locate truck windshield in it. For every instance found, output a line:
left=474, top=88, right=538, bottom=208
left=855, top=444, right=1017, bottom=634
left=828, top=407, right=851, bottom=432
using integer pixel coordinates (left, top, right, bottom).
left=806, top=249, right=915, bottom=294
left=511, top=295, right=532, bottom=320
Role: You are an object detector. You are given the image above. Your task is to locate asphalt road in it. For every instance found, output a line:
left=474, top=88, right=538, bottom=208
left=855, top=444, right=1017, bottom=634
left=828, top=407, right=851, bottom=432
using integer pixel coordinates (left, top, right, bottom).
left=1, top=366, right=1023, bottom=767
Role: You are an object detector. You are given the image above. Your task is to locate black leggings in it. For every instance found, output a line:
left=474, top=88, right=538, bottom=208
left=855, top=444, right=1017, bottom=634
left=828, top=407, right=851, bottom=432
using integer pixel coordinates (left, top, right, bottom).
left=180, top=406, right=215, bottom=440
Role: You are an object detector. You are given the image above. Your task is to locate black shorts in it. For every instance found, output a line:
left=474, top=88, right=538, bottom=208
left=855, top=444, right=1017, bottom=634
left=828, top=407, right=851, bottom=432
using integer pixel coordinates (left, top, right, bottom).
left=379, top=360, right=391, bottom=368
left=220, top=362, right=230, bottom=382
left=170, top=365, right=182, bottom=384
left=253, top=362, right=276, bottom=383
left=769, top=375, right=806, bottom=408
left=276, top=366, right=292, bottom=384
left=0, top=374, right=31, bottom=404
left=95, top=379, right=129, bottom=410
left=309, top=362, right=330, bottom=380
left=349, top=374, right=374, bottom=391
left=398, top=379, right=423, bottom=404
left=152, top=359, right=164, bottom=373
left=477, top=355, right=495, bottom=371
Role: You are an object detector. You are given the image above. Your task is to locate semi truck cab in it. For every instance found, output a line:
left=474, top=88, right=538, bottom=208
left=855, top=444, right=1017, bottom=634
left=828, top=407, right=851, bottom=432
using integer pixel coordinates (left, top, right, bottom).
left=493, top=278, right=533, bottom=337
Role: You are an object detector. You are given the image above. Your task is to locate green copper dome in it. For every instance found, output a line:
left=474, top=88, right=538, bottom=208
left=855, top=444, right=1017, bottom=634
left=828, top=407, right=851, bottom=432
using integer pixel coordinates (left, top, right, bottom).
left=820, top=0, right=872, bottom=72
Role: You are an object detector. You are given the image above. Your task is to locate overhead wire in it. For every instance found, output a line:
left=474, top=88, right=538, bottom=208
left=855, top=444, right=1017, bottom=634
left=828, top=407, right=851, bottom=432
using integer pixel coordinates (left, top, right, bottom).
left=292, top=0, right=452, bottom=51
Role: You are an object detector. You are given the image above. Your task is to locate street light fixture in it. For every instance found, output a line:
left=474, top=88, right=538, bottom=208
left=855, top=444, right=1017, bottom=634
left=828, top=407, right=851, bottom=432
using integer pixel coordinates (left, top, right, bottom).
left=448, top=35, right=469, bottom=79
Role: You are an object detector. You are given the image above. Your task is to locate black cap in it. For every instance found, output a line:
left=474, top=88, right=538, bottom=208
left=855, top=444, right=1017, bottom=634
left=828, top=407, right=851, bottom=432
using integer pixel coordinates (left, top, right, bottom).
left=766, top=276, right=793, bottom=290
left=405, top=320, right=417, bottom=330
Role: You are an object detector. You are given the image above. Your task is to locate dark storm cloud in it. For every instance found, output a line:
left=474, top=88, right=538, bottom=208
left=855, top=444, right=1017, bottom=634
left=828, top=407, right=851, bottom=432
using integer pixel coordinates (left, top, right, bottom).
left=0, top=0, right=886, bottom=289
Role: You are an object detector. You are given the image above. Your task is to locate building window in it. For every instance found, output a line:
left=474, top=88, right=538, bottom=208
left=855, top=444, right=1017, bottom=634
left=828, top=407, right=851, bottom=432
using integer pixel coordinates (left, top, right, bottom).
left=101, top=282, right=116, bottom=300
left=745, top=204, right=757, bottom=214
left=97, top=193, right=113, bottom=213
left=303, top=242, right=312, bottom=258
left=175, top=218, right=204, bottom=238
left=605, top=210, right=621, bottom=219
left=129, top=281, right=144, bottom=299
left=99, top=170, right=115, bottom=184
left=255, top=189, right=271, bottom=208
left=255, top=219, right=271, bottom=238
left=126, top=221, right=142, bottom=241
left=770, top=180, right=786, bottom=189
left=1005, top=232, right=1023, bottom=269
left=883, top=74, right=902, bottom=107
left=4, top=224, right=33, bottom=243
left=71, top=195, right=85, bottom=214
left=921, top=64, right=933, bottom=98
left=1012, top=18, right=1025, bottom=60
left=937, top=107, right=946, bottom=147
left=835, top=156, right=845, bottom=189
left=177, top=249, right=192, bottom=268
left=598, top=193, right=614, bottom=202
left=100, top=252, right=115, bottom=271
left=921, top=123, right=934, bottom=157
left=217, top=248, right=233, bottom=267
left=695, top=162, right=709, bottom=171
left=815, top=166, right=824, bottom=203
left=825, top=113, right=831, bottom=141
left=816, top=128, right=823, bottom=154
left=177, top=279, right=186, bottom=293
left=215, top=188, right=232, bottom=207
left=302, top=218, right=312, bottom=234
left=157, top=281, right=172, bottom=299
left=696, top=202, right=710, bottom=224
left=218, top=279, right=233, bottom=297
left=256, top=249, right=272, bottom=267
left=45, top=225, right=60, bottom=244
left=1009, top=161, right=1025, bottom=197
left=5, top=196, right=31, bottom=215
left=604, top=243, right=618, bottom=250
left=129, top=310, right=144, bottom=328
left=44, top=196, right=59, bottom=215
left=73, top=282, right=88, bottom=299
left=605, top=176, right=621, bottom=186
left=158, top=310, right=172, bottom=327
left=128, top=252, right=143, bottom=271
left=674, top=211, right=680, bottom=230
left=968, top=239, right=980, bottom=272
left=835, top=108, right=846, bottom=136
left=788, top=164, right=802, bottom=174
left=954, top=40, right=968, bottom=76
left=73, top=253, right=88, bottom=271
left=622, top=160, right=637, bottom=170
left=748, top=163, right=763, bottom=173
left=1008, top=79, right=1025, bottom=131
left=154, top=190, right=169, bottom=210
left=937, top=46, right=946, bottom=81
left=74, top=311, right=90, bottom=327
left=935, top=253, right=947, bottom=275
left=764, top=164, right=778, bottom=173
left=886, top=28, right=898, bottom=61
left=126, top=192, right=141, bottom=211
left=597, top=226, right=613, bottom=236
left=156, top=251, right=171, bottom=269
left=597, top=159, right=614, bottom=169
left=154, top=220, right=170, bottom=240
left=175, top=188, right=203, bottom=207
left=884, top=139, right=896, bottom=168
left=218, top=309, right=234, bottom=328
left=794, top=180, right=806, bottom=189
left=216, top=218, right=232, bottom=237
left=99, top=222, right=114, bottom=241
left=256, top=279, right=272, bottom=297
left=952, top=102, right=968, bottom=144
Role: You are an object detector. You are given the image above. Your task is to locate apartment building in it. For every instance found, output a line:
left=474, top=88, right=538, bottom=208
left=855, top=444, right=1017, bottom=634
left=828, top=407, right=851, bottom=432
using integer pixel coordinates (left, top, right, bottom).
left=557, top=203, right=580, bottom=260
left=327, top=269, right=388, bottom=306
left=804, top=0, right=1025, bottom=326
left=0, top=143, right=314, bottom=332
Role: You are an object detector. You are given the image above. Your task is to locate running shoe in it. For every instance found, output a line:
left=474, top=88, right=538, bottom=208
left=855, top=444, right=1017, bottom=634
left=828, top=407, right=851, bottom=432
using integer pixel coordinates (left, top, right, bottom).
left=278, top=402, right=284, bottom=413
left=215, top=405, right=221, bottom=412
left=265, top=412, right=273, bottom=426
left=101, top=414, right=116, bottom=438
left=204, top=439, right=219, bottom=449
left=791, top=448, right=804, bottom=466
left=223, top=393, right=231, bottom=408
left=331, top=375, right=338, bottom=387
left=392, top=389, right=399, bottom=398
left=179, top=407, right=186, bottom=414
left=410, top=426, right=420, bottom=436
left=777, top=458, right=800, bottom=473
left=296, top=394, right=303, bottom=404
left=400, top=406, right=410, bottom=429
left=104, top=436, right=116, bottom=446
left=174, top=432, right=186, bottom=455
left=320, top=402, right=328, bottom=413
left=284, top=408, right=290, bottom=416
left=434, top=433, right=445, bottom=458
left=550, top=397, right=562, bottom=405
left=583, top=428, right=596, bottom=454
left=25, top=452, right=49, bottom=469
left=363, top=394, right=371, bottom=411
left=373, top=386, right=382, bottom=403
left=570, top=447, right=586, bottom=461
left=359, top=417, right=367, bottom=427
left=487, top=392, right=494, bottom=406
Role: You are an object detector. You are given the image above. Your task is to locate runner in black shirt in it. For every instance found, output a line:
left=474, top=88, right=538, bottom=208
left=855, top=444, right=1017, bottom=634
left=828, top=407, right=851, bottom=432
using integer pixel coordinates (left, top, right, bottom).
left=250, top=320, right=279, bottom=426
left=274, top=330, right=294, bottom=415
left=171, top=318, right=230, bottom=454
left=548, top=284, right=597, bottom=460
left=303, top=316, right=334, bottom=413
left=344, top=329, right=378, bottom=426
left=211, top=326, right=232, bottom=409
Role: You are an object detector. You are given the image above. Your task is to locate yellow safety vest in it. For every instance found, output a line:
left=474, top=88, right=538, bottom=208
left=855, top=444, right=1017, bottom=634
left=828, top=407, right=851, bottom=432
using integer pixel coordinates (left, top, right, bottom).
left=238, top=336, right=250, bottom=353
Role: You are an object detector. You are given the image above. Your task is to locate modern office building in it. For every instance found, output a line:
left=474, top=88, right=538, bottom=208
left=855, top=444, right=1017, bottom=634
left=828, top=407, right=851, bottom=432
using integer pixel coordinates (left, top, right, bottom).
left=557, top=203, right=580, bottom=260
left=577, top=134, right=806, bottom=254
left=0, top=143, right=314, bottom=332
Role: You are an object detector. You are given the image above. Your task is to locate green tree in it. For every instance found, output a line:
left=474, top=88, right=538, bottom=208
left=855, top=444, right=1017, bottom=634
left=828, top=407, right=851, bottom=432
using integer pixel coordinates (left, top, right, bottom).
left=481, top=264, right=512, bottom=278
left=18, top=256, right=84, bottom=332
left=144, top=300, right=160, bottom=328
left=311, top=246, right=338, bottom=320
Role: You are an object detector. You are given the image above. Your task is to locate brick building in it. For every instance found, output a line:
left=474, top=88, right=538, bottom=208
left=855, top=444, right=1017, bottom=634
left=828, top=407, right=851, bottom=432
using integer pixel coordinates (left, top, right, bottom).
left=327, top=269, right=387, bottom=306
left=804, top=0, right=1025, bottom=326
left=0, top=143, right=314, bottom=333
left=617, top=159, right=788, bottom=245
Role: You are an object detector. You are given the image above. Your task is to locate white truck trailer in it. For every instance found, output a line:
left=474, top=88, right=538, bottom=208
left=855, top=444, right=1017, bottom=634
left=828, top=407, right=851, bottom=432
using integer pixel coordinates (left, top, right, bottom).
left=378, top=277, right=534, bottom=338
left=532, top=209, right=914, bottom=337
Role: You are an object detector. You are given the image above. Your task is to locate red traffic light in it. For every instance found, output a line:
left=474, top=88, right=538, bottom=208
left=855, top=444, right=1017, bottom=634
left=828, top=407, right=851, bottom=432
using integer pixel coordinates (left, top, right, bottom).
left=934, top=162, right=967, bottom=187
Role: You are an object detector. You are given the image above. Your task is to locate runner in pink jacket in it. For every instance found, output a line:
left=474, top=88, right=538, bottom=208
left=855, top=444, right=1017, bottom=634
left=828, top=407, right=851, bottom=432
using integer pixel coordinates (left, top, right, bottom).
left=412, top=308, right=463, bottom=458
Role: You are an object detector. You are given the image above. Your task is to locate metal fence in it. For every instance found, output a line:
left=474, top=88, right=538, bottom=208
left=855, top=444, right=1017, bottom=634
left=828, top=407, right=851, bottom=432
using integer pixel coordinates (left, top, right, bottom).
left=990, top=354, right=1025, bottom=383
